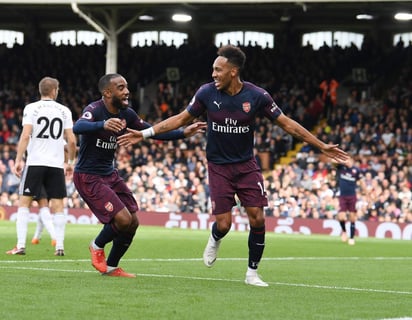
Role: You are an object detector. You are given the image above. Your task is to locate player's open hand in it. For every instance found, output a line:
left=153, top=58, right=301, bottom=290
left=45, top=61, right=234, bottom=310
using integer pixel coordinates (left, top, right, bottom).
left=320, top=144, right=350, bottom=164
left=104, top=118, right=125, bottom=132
left=117, top=128, right=142, bottom=147
left=183, top=121, right=207, bottom=137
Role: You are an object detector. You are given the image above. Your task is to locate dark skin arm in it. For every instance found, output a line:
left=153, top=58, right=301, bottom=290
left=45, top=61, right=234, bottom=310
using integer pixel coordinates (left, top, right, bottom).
left=117, top=110, right=196, bottom=146
left=118, top=110, right=349, bottom=164
left=275, top=113, right=349, bottom=163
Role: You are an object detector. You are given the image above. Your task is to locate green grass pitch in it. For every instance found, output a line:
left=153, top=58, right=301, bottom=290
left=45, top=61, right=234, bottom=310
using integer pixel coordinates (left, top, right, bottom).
left=0, top=220, right=411, bottom=320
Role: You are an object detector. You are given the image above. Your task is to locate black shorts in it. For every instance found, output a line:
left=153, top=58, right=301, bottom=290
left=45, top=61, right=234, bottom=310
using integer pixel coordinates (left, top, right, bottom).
left=19, top=165, right=67, bottom=200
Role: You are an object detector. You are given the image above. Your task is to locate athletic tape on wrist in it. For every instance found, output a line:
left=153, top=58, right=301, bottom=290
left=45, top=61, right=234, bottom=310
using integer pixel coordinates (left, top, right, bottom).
left=142, top=127, right=155, bottom=139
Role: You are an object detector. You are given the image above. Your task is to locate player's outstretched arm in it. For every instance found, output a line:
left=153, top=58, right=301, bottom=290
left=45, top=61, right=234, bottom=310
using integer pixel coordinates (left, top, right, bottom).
left=275, top=113, right=350, bottom=164
left=118, top=110, right=195, bottom=147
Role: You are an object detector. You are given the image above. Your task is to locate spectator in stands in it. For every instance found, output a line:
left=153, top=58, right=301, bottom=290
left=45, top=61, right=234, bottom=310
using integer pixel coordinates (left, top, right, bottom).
left=319, top=75, right=339, bottom=119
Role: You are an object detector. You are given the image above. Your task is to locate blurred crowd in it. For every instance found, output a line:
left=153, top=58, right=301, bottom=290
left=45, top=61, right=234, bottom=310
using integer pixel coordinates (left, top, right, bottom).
left=0, top=36, right=411, bottom=223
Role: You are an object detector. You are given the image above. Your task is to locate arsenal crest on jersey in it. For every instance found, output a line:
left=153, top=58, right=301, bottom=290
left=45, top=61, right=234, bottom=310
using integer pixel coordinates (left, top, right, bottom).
left=242, top=102, right=251, bottom=113
left=104, top=201, right=114, bottom=212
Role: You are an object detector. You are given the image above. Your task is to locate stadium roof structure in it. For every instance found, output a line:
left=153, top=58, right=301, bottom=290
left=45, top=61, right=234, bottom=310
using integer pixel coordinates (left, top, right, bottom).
left=1, top=0, right=410, bottom=73
left=0, top=0, right=411, bottom=34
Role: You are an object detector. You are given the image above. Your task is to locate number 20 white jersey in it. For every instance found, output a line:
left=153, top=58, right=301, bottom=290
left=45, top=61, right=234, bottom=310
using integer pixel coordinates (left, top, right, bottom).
left=23, top=100, right=73, bottom=168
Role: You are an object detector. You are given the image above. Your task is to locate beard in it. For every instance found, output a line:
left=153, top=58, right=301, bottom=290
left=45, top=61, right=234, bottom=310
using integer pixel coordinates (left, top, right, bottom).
left=113, top=96, right=129, bottom=110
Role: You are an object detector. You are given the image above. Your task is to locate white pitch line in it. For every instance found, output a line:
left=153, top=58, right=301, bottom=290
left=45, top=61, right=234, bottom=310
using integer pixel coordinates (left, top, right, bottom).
left=1, top=256, right=412, bottom=264
left=0, top=258, right=411, bottom=296
left=134, top=273, right=412, bottom=295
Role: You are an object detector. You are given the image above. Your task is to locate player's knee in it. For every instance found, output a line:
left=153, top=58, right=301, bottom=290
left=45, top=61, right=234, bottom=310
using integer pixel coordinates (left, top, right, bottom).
left=216, top=220, right=231, bottom=233
left=114, top=210, right=134, bottom=231
left=247, top=208, right=265, bottom=227
left=250, top=216, right=265, bottom=228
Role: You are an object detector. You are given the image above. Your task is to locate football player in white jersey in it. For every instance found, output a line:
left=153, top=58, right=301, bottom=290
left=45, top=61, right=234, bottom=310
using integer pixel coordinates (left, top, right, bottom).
left=6, top=76, right=76, bottom=256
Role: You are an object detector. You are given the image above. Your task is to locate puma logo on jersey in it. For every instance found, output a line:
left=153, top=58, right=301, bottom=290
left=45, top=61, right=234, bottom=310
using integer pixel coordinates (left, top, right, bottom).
left=213, top=101, right=222, bottom=109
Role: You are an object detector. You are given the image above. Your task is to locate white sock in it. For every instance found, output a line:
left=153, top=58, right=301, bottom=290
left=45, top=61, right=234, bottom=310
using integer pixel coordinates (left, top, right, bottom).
left=53, top=212, right=66, bottom=250
left=92, top=241, right=103, bottom=250
left=39, top=207, right=56, bottom=241
left=33, top=215, right=44, bottom=240
left=16, top=207, right=29, bottom=249
left=246, top=267, right=258, bottom=276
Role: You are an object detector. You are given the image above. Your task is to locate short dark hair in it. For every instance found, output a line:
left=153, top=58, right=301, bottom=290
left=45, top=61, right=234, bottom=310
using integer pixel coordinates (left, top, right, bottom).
left=98, top=73, right=122, bottom=94
left=217, top=45, right=246, bottom=70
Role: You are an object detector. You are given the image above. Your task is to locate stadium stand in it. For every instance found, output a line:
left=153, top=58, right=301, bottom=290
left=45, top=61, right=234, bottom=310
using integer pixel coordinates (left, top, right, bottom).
left=0, top=2, right=411, bottom=223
